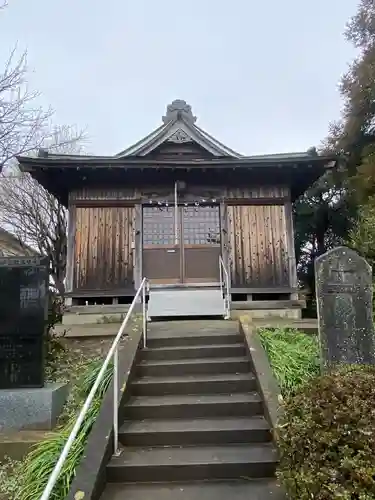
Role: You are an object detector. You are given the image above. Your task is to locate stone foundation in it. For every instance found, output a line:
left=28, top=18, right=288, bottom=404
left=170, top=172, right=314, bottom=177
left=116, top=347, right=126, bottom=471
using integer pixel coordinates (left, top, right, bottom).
left=0, top=382, right=69, bottom=431
left=231, top=309, right=302, bottom=321
left=230, top=299, right=304, bottom=321
left=0, top=430, right=51, bottom=461
left=62, top=304, right=130, bottom=326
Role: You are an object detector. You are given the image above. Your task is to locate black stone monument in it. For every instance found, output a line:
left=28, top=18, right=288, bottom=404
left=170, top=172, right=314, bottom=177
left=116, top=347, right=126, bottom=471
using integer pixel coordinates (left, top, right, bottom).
left=315, top=246, right=375, bottom=370
left=0, top=256, right=49, bottom=388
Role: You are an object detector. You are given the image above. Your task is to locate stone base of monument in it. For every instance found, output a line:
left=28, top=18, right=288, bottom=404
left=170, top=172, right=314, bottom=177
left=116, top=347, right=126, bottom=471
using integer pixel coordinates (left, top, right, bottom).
left=0, top=382, right=69, bottom=432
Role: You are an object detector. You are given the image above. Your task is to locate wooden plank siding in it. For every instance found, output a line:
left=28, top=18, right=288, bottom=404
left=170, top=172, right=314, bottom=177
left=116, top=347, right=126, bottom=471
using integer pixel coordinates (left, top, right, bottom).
left=223, top=185, right=289, bottom=199
left=68, top=184, right=293, bottom=294
left=222, top=186, right=292, bottom=288
left=70, top=188, right=138, bottom=202
left=73, top=206, right=135, bottom=291
left=227, top=204, right=290, bottom=288
left=69, top=185, right=290, bottom=203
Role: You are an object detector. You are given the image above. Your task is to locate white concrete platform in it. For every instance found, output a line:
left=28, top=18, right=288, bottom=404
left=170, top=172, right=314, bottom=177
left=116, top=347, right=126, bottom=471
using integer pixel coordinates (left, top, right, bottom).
left=148, top=288, right=225, bottom=320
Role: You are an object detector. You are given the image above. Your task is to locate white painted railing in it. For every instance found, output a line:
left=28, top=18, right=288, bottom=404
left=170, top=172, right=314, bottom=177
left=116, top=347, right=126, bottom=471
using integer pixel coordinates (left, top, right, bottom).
left=40, top=277, right=149, bottom=500
left=219, top=255, right=230, bottom=319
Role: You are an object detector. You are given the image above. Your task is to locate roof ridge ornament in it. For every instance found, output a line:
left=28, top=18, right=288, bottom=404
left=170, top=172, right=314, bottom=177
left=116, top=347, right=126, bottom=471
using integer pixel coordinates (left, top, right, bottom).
left=162, top=99, right=197, bottom=125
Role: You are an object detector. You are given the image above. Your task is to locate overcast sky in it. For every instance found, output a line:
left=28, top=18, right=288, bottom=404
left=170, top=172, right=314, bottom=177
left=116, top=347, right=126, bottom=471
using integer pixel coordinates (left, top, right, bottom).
left=1, top=0, right=358, bottom=156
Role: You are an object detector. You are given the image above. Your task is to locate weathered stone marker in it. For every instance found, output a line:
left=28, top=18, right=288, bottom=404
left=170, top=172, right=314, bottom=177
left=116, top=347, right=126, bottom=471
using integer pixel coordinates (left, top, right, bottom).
left=315, top=246, right=375, bottom=369
left=0, top=255, right=68, bottom=431
left=0, top=256, right=49, bottom=388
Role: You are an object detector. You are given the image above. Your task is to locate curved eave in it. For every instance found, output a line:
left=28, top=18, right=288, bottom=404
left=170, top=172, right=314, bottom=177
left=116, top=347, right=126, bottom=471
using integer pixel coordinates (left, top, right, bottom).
left=17, top=154, right=336, bottom=167
left=17, top=154, right=336, bottom=208
left=193, top=124, right=241, bottom=157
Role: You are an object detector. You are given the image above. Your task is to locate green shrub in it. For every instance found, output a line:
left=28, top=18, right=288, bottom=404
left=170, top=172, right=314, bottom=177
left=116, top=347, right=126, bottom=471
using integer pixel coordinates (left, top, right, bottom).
left=15, top=359, right=113, bottom=500
left=278, top=365, right=375, bottom=499
left=258, top=328, right=320, bottom=395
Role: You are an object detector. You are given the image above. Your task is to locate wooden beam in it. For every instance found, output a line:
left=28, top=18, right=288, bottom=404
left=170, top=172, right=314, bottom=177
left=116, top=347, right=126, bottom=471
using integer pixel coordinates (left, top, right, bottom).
left=220, top=201, right=231, bottom=289
left=71, top=199, right=138, bottom=207
left=66, top=288, right=136, bottom=298
left=65, top=205, right=76, bottom=296
left=225, top=197, right=289, bottom=206
left=71, top=196, right=289, bottom=207
left=284, top=201, right=298, bottom=296
left=133, top=204, right=142, bottom=290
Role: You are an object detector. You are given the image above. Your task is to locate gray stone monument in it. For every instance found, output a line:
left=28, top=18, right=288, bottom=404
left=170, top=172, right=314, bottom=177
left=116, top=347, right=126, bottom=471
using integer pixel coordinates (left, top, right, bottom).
left=0, top=256, right=68, bottom=431
left=315, top=246, right=375, bottom=369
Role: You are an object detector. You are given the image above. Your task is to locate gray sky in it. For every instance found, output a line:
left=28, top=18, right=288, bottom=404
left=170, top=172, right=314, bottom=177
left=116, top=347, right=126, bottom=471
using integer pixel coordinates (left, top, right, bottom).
left=1, top=0, right=358, bottom=156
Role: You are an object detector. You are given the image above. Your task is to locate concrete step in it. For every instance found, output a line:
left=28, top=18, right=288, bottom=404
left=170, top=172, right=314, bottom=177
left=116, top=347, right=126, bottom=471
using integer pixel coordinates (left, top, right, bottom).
left=100, top=479, right=285, bottom=500
left=66, top=304, right=130, bottom=315
left=106, top=443, right=278, bottom=482
left=231, top=300, right=305, bottom=310
left=150, top=282, right=221, bottom=289
left=148, top=288, right=225, bottom=319
left=130, top=373, right=257, bottom=396
left=119, top=416, right=271, bottom=446
left=142, top=343, right=247, bottom=361
left=137, top=357, right=250, bottom=377
left=147, top=331, right=243, bottom=349
left=62, top=306, right=129, bottom=326
left=124, top=392, right=263, bottom=420
left=54, top=322, right=122, bottom=338
left=148, top=320, right=240, bottom=336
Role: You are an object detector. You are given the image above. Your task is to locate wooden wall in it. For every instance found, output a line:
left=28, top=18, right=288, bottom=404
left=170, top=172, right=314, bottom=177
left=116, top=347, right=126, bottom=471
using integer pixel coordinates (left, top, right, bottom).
left=223, top=186, right=293, bottom=289
left=227, top=205, right=290, bottom=288
left=223, top=186, right=289, bottom=199
left=68, top=184, right=296, bottom=294
left=69, top=188, right=138, bottom=201
left=72, top=206, right=135, bottom=291
left=68, top=185, right=289, bottom=203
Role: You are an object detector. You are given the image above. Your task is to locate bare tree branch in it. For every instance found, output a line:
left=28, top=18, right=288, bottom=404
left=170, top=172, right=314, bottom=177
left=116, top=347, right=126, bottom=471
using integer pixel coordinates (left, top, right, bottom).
left=0, top=1, right=88, bottom=295
left=0, top=48, right=54, bottom=172
left=0, top=127, right=86, bottom=296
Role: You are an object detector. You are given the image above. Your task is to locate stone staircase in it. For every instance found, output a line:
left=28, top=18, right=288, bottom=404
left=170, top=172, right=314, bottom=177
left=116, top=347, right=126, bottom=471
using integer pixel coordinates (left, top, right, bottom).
left=100, top=321, right=283, bottom=499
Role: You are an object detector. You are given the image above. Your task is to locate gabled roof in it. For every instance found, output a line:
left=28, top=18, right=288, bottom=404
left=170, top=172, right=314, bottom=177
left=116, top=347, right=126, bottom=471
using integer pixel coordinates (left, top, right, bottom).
left=115, top=99, right=241, bottom=158
left=16, top=99, right=337, bottom=206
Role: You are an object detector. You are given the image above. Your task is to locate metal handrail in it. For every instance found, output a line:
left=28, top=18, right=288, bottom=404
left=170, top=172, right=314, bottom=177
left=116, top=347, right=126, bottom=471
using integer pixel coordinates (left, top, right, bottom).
left=40, top=277, right=148, bottom=500
left=219, top=255, right=230, bottom=319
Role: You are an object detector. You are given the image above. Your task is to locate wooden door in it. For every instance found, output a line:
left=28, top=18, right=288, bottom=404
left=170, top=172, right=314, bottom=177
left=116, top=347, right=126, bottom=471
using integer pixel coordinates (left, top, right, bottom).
left=142, top=204, right=221, bottom=285
left=142, top=206, right=182, bottom=284
left=182, top=205, right=221, bottom=283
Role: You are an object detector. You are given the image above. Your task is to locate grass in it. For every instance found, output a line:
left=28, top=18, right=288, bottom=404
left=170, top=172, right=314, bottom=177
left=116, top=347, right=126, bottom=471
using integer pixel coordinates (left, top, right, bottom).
left=0, top=309, right=142, bottom=499
left=0, top=358, right=113, bottom=500
left=258, top=327, right=320, bottom=396
left=17, top=400, right=103, bottom=500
